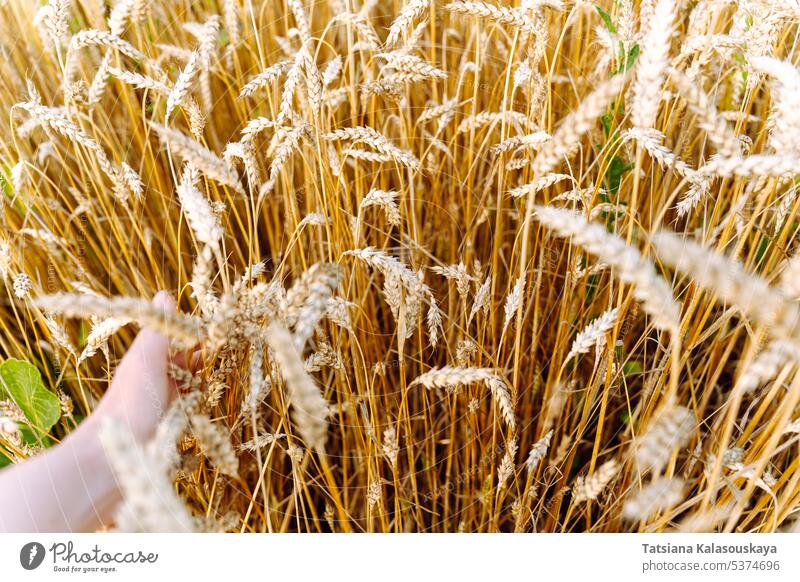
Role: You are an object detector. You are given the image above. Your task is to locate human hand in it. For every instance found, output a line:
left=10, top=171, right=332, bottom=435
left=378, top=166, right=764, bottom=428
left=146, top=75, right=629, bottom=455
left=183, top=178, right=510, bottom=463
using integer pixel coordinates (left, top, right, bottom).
left=89, top=291, right=180, bottom=442
left=0, top=291, right=182, bottom=532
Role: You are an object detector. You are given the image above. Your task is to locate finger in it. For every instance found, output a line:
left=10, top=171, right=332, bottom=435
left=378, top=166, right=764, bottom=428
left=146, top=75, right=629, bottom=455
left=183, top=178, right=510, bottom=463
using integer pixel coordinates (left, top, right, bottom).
left=189, top=348, right=204, bottom=373
left=113, top=291, right=175, bottom=397
left=169, top=347, right=204, bottom=374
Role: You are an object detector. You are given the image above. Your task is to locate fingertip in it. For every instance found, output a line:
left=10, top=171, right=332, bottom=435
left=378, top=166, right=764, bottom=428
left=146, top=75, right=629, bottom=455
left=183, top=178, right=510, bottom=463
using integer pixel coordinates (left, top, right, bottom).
left=152, top=290, right=175, bottom=312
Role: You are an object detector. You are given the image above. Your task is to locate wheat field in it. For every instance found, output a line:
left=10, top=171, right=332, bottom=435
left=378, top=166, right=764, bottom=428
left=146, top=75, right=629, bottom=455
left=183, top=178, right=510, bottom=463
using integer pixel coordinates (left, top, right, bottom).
left=1, top=0, right=800, bottom=533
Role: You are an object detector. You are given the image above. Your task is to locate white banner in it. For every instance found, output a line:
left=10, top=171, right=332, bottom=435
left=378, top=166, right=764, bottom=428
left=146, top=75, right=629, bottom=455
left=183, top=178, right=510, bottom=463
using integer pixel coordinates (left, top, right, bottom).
left=0, top=534, right=798, bottom=581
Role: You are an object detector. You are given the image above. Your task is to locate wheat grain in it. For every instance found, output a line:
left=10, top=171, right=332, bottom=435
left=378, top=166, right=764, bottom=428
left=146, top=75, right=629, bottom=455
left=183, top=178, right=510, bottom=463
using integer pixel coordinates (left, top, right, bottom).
left=697, top=154, right=800, bottom=179
left=287, top=263, right=340, bottom=350
left=502, top=274, right=526, bottom=338
left=534, top=207, right=680, bottom=333
left=34, top=293, right=203, bottom=345
left=177, top=164, right=223, bottom=246
left=190, top=414, right=239, bottom=477
left=360, top=189, right=401, bottom=227
left=99, top=416, right=195, bottom=532
left=737, top=340, right=799, bottom=395
left=410, top=366, right=515, bottom=430
left=526, top=429, right=553, bottom=475
left=573, top=459, right=618, bottom=503
left=382, top=426, right=400, bottom=468
left=635, top=404, right=695, bottom=474
left=386, top=0, right=430, bottom=47
left=622, top=477, right=685, bottom=521
left=497, top=437, right=518, bottom=487
left=79, top=316, right=132, bottom=363
left=445, top=2, right=532, bottom=30
left=265, top=322, right=329, bottom=453
left=531, top=73, right=628, bottom=176
left=469, top=273, right=492, bottom=324
left=325, top=126, right=420, bottom=170
left=652, top=231, right=800, bottom=339
left=149, top=122, right=243, bottom=192
left=509, top=173, right=575, bottom=198
left=630, top=0, right=674, bottom=130
left=565, top=307, right=619, bottom=365
left=12, top=274, right=32, bottom=299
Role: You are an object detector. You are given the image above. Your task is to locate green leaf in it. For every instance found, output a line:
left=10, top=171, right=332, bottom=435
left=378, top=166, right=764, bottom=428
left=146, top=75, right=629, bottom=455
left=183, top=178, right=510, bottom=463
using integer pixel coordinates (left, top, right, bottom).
left=755, top=236, right=771, bottom=266
left=0, top=359, right=61, bottom=436
left=612, top=43, right=640, bottom=76
left=595, top=6, right=617, bottom=34
left=0, top=448, right=11, bottom=468
left=0, top=167, right=12, bottom=199
left=600, top=100, right=625, bottom=139
left=624, top=44, right=640, bottom=72
left=622, top=361, right=643, bottom=377
left=604, top=155, right=634, bottom=193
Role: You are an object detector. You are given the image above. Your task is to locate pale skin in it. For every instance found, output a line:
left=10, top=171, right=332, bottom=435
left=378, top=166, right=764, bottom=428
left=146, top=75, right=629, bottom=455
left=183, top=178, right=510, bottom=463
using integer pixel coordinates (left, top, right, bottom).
left=0, top=292, right=184, bottom=532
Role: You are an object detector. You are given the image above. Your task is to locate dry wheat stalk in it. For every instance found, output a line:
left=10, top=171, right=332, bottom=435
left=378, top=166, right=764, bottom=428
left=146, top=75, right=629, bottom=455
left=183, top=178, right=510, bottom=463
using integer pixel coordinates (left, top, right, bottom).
left=533, top=207, right=680, bottom=333
left=622, top=477, right=685, bottom=521
left=410, top=366, right=515, bottom=430
left=149, top=122, right=243, bottom=192
left=573, top=459, right=618, bottom=503
left=34, top=293, right=203, bottom=345
left=265, top=322, right=329, bottom=453
left=565, top=307, right=619, bottom=365
left=630, top=0, right=675, bottom=130
left=100, top=416, right=195, bottom=532
left=190, top=414, right=239, bottom=477
left=652, top=231, right=800, bottom=340
left=635, top=404, right=695, bottom=474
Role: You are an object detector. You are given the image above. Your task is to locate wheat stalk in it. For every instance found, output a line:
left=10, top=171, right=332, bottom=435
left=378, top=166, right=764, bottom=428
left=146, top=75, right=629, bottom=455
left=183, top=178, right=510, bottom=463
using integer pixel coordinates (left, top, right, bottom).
left=265, top=322, right=330, bottom=453
left=34, top=293, right=204, bottom=345
left=533, top=207, right=680, bottom=333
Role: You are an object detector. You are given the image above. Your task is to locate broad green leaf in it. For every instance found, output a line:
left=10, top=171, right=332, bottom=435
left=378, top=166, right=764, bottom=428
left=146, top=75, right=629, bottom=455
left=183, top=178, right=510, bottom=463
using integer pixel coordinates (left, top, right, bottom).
left=0, top=359, right=61, bottom=435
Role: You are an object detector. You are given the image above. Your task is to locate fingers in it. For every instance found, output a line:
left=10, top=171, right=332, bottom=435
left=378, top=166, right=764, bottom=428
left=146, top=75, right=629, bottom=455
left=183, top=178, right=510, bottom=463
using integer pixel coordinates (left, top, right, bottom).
left=115, top=291, right=174, bottom=381
left=151, top=290, right=174, bottom=313
left=169, top=347, right=204, bottom=374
